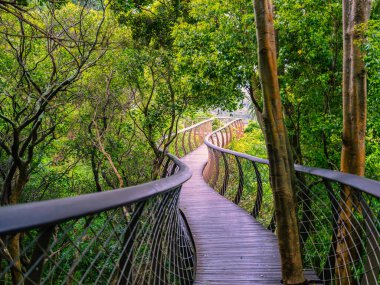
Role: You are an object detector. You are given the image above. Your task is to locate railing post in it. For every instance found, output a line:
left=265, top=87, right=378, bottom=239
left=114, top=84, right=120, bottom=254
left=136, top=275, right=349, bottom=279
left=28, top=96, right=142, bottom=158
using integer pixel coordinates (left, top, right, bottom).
left=233, top=156, right=244, bottom=205
left=228, top=124, right=233, bottom=144
left=220, top=152, right=229, bottom=196
left=188, top=128, right=193, bottom=152
left=218, top=129, right=227, bottom=147
left=193, top=124, right=198, bottom=148
left=268, top=213, right=276, bottom=232
left=210, top=150, right=220, bottom=189
left=174, top=134, right=179, bottom=157
left=251, top=161, right=263, bottom=219
left=202, top=117, right=380, bottom=285
left=182, top=131, right=187, bottom=156
left=203, top=147, right=212, bottom=183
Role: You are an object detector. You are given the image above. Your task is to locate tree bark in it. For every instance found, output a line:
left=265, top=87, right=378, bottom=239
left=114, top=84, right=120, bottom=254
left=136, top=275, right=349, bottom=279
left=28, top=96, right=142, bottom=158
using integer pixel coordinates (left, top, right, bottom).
left=338, top=0, right=371, bottom=283
left=94, top=121, right=124, bottom=189
left=253, top=1, right=305, bottom=284
left=4, top=165, right=29, bottom=284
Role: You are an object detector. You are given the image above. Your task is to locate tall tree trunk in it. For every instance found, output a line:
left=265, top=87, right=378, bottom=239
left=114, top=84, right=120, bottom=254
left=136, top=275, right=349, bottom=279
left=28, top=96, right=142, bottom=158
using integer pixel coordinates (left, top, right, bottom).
left=253, top=1, right=305, bottom=284
left=338, top=0, right=371, bottom=283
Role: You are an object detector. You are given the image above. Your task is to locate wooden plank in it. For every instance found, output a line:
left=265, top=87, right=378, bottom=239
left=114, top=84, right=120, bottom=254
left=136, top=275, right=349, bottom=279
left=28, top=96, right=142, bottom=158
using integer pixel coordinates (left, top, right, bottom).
left=179, top=145, right=283, bottom=284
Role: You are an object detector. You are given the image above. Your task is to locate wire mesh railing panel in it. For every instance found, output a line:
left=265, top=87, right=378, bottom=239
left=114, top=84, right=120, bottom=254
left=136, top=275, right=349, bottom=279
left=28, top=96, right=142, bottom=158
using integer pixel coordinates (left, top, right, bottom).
left=203, top=118, right=380, bottom=284
left=0, top=118, right=220, bottom=285
left=0, top=189, right=195, bottom=285
left=0, top=150, right=196, bottom=285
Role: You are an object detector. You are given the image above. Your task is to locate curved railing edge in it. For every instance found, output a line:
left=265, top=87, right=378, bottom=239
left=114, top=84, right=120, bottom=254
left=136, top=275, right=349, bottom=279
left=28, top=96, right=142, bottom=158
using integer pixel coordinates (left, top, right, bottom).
left=176, top=118, right=215, bottom=135
left=204, top=119, right=380, bottom=198
left=0, top=154, right=192, bottom=235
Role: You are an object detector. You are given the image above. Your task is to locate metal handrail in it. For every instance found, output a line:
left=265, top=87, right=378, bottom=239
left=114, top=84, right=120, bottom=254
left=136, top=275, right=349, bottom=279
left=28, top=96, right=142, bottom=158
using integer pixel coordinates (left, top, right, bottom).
left=0, top=119, right=215, bottom=285
left=204, top=119, right=380, bottom=199
left=203, top=118, right=380, bottom=285
left=170, top=118, right=214, bottom=158
left=0, top=154, right=191, bottom=236
left=176, top=118, right=214, bottom=135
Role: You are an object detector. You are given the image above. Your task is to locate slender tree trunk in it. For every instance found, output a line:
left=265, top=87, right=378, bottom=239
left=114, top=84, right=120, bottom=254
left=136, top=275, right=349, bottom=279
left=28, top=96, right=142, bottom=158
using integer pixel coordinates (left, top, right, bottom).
left=94, top=123, right=124, bottom=188
left=338, top=0, right=371, bottom=283
left=248, top=73, right=265, bottom=130
left=90, top=151, right=103, bottom=192
left=6, top=165, right=29, bottom=285
left=253, top=1, right=305, bottom=284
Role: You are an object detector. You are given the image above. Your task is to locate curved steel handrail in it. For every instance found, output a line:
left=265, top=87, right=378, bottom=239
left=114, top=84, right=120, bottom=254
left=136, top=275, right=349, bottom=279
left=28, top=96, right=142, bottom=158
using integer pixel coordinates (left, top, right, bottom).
left=203, top=118, right=380, bottom=284
left=0, top=154, right=191, bottom=235
left=204, top=119, right=380, bottom=198
left=0, top=119, right=215, bottom=285
left=176, top=118, right=214, bottom=135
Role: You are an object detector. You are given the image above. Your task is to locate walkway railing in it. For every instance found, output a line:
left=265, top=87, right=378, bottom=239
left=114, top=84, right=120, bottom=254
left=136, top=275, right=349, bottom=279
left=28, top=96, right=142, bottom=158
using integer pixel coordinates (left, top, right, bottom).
left=0, top=119, right=215, bottom=285
left=204, top=119, right=380, bottom=285
left=171, top=119, right=213, bottom=158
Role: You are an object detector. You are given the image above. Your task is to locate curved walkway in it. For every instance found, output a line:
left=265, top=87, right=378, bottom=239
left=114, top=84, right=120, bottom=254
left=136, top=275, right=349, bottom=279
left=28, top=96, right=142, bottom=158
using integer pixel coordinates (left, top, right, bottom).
left=179, top=145, right=282, bottom=284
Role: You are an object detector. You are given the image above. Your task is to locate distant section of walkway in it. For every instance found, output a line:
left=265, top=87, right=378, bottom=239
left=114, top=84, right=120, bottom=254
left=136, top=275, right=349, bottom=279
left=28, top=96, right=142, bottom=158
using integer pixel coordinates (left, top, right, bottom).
left=179, top=145, right=282, bottom=285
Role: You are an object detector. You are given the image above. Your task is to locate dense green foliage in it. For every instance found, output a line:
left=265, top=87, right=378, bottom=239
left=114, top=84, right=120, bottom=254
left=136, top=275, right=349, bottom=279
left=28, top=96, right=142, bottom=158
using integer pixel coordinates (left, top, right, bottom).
left=229, top=121, right=267, bottom=158
left=0, top=0, right=379, bottom=205
left=172, top=0, right=256, bottom=111
left=364, top=19, right=380, bottom=179
left=275, top=0, right=343, bottom=170
left=0, top=1, right=379, bottom=284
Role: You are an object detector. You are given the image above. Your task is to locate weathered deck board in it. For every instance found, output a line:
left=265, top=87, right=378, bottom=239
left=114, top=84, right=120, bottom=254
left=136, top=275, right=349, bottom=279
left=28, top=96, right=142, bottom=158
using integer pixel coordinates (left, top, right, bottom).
left=180, top=145, right=283, bottom=285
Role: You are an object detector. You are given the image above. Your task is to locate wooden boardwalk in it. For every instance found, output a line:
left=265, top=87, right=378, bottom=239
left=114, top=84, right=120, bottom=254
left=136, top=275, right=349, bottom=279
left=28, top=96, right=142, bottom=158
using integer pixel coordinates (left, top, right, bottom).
left=180, top=145, right=282, bottom=285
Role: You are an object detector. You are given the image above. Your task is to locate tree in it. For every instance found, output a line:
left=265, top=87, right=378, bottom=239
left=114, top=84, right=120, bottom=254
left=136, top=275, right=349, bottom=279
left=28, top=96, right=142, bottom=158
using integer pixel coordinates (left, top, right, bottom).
left=0, top=1, right=113, bottom=282
left=337, top=0, right=371, bottom=283
left=172, top=0, right=257, bottom=112
left=363, top=17, right=380, bottom=180
left=274, top=0, right=343, bottom=168
left=253, top=0, right=305, bottom=284
left=0, top=0, right=111, bottom=205
left=122, top=48, right=187, bottom=176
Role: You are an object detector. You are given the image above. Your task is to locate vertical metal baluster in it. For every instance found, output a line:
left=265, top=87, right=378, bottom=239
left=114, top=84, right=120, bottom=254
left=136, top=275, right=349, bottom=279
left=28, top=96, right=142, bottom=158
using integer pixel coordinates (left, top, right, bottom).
left=203, top=147, right=211, bottom=183
left=193, top=125, right=197, bottom=148
left=210, top=135, right=215, bottom=147
left=210, top=150, right=220, bottom=189
left=213, top=132, right=219, bottom=147
left=228, top=124, right=233, bottom=144
left=220, top=152, right=229, bottom=196
left=160, top=156, right=171, bottom=179
left=208, top=148, right=216, bottom=186
left=199, top=123, right=203, bottom=145
left=233, top=156, right=244, bottom=205
left=188, top=128, right=193, bottom=152
left=182, top=131, right=187, bottom=156
left=251, top=161, right=263, bottom=219
left=174, top=134, right=179, bottom=157
left=267, top=214, right=276, bottom=232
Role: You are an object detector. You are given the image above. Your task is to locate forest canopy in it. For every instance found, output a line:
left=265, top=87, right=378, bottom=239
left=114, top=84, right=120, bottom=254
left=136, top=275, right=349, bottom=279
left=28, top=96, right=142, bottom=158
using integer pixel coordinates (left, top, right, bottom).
left=0, top=0, right=379, bottom=207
